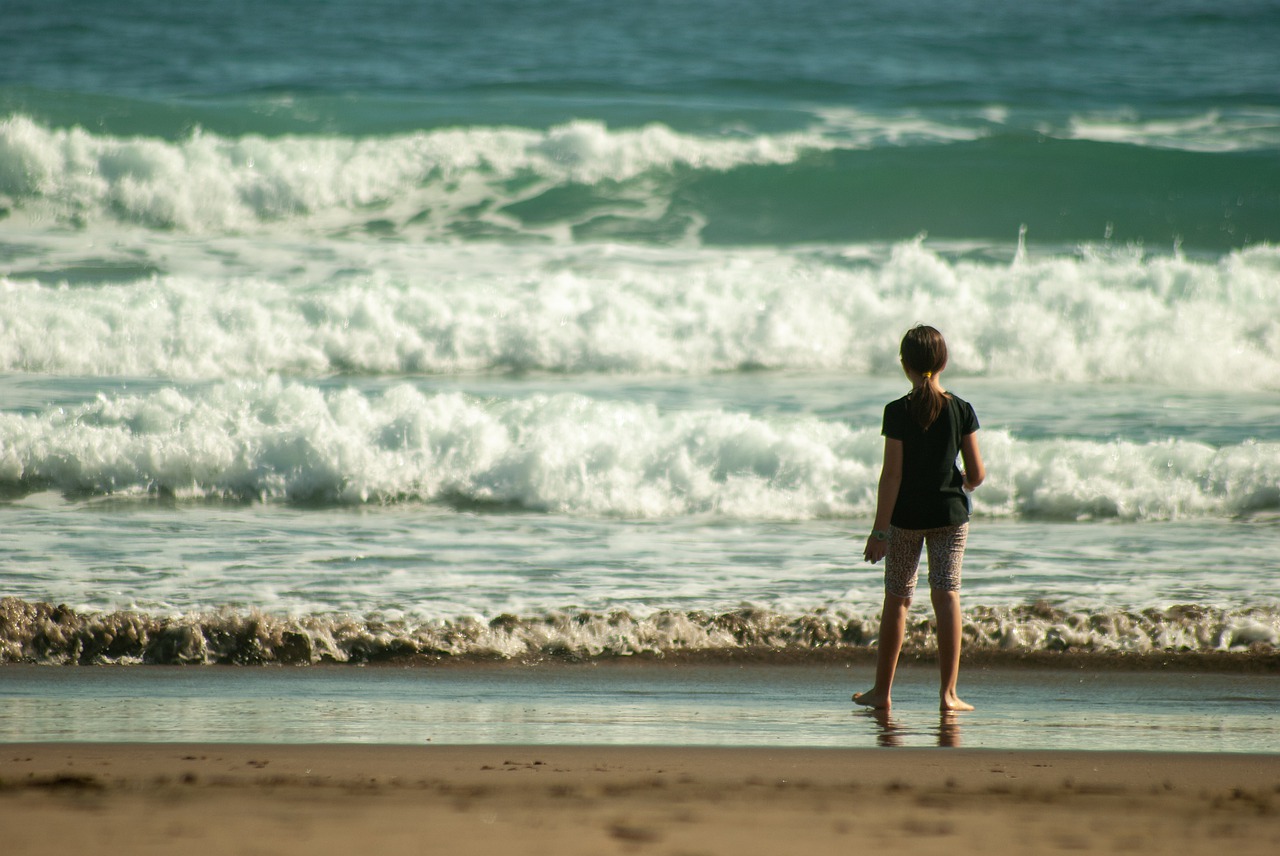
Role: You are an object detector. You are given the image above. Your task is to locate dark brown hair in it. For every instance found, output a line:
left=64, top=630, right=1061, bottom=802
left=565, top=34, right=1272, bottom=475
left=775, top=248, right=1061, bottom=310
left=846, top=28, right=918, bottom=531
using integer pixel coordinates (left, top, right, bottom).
left=900, top=325, right=949, bottom=430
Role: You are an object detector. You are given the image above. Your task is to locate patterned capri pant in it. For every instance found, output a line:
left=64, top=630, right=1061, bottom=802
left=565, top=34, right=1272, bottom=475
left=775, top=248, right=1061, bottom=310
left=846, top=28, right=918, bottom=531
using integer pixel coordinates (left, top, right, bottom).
left=884, top=523, right=969, bottom=599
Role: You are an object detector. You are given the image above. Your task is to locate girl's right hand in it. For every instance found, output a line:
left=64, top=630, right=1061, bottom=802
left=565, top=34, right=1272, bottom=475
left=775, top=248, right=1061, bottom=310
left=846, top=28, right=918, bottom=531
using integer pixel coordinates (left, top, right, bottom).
left=864, top=536, right=888, bottom=564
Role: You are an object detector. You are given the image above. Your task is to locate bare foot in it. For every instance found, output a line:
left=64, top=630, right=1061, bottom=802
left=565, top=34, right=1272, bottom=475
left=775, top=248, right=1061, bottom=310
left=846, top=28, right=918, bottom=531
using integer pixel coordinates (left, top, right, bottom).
left=852, top=689, right=891, bottom=709
left=940, top=693, right=974, bottom=712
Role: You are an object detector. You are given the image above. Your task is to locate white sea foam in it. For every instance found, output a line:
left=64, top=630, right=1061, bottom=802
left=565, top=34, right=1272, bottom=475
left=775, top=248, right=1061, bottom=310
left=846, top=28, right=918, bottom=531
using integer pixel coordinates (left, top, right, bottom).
left=4, top=239, right=1279, bottom=390
left=3, top=596, right=1275, bottom=665
left=1065, top=108, right=1280, bottom=152
left=1, top=381, right=1275, bottom=521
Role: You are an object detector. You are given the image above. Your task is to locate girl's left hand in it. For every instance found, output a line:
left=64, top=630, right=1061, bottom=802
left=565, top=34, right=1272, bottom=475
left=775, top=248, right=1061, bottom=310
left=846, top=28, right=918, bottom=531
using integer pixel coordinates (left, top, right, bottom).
left=864, top=536, right=887, bottom=564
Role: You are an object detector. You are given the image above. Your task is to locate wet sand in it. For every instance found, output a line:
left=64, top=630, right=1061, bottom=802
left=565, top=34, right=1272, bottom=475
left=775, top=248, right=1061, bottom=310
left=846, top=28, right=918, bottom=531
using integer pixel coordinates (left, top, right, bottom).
left=6, top=662, right=1278, bottom=751
left=2, top=743, right=1277, bottom=855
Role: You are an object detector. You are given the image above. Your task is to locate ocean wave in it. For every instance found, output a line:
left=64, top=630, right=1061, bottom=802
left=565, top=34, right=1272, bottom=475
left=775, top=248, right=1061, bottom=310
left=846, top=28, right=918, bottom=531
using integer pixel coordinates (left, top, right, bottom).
left=4, top=241, right=1280, bottom=390
left=2, top=597, right=1274, bottom=666
left=1, top=381, right=1276, bottom=520
left=0, top=113, right=857, bottom=234
left=2, top=113, right=1276, bottom=248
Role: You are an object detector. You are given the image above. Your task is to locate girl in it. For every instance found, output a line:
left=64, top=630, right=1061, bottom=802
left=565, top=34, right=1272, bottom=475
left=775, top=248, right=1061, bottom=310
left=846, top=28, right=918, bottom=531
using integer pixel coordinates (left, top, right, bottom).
left=854, top=325, right=985, bottom=711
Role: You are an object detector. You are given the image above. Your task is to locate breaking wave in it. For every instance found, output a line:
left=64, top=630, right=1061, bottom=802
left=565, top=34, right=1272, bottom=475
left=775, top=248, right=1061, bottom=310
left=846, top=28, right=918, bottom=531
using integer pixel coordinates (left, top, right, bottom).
left=4, top=241, right=1280, bottom=390
left=3, top=112, right=1277, bottom=248
left=1, top=381, right=1278, bottom=520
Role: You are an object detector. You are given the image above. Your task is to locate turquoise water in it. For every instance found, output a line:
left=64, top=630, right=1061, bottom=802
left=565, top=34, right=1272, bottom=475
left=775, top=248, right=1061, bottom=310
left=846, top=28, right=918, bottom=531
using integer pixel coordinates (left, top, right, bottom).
left=4, top=1, right=1279, bottom=250
left=1, top=1, right=1278, bottom=682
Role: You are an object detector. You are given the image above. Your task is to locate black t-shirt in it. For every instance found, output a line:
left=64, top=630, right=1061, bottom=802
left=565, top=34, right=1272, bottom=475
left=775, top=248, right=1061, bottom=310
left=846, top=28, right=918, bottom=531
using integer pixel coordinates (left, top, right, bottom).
left=881, top=392, right=979, bottom=530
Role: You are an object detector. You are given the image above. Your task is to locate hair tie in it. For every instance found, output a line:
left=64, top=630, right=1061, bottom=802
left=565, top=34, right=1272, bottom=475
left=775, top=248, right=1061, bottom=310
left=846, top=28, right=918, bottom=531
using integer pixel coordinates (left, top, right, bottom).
left=923, top=371, right=933, bottom=379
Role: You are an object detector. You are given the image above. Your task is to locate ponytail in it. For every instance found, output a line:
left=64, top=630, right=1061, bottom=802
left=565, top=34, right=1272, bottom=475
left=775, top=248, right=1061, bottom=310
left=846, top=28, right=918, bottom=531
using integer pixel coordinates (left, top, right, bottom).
left=900, top=325, right=949, bottom=430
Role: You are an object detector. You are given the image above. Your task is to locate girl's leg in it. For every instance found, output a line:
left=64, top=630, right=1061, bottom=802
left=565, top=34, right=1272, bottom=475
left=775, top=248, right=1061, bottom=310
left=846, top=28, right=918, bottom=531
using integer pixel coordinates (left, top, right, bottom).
left=853, top=592, right=912, bottom=709
left=924, top=524, right=972, bottom=711
left=931, top=588, right=973, bottom=711
left=854, top=527, right=923, bottom=709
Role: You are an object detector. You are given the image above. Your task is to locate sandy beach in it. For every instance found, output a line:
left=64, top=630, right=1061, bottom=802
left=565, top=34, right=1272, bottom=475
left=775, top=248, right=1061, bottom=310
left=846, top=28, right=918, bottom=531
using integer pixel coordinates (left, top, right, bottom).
left=2, top=743, right=1276, bottom=855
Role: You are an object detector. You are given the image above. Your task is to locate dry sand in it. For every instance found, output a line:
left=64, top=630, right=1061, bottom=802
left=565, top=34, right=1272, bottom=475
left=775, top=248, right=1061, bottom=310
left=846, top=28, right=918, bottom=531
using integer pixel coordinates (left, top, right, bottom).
left=2, top=743, right=1277, bottom=855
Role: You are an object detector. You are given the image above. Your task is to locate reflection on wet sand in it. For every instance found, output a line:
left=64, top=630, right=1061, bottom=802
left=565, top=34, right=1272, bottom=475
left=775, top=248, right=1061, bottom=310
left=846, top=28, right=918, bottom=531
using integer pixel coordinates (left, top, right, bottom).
left=859, top=709, right=964, bottom=748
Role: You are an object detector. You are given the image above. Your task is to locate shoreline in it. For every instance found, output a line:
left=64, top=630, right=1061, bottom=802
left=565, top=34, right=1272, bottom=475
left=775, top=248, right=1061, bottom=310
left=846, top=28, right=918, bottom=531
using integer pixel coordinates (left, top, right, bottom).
left=5, top=648, right=1279, bottom=672
left=3, top=744, right=1278, bottom=855
left=4, top=660, right=1277, bottom=752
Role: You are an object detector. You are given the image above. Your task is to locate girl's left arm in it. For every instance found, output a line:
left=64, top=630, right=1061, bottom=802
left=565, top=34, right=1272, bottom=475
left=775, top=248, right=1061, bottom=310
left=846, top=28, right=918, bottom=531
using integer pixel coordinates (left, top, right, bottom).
left=960, top=431, right=985, bottom=491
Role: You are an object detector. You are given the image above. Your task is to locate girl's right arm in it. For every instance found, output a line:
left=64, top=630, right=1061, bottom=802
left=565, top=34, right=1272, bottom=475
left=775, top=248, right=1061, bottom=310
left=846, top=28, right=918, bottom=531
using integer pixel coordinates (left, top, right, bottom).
left=960, top=431, right=985, bottom=491
left=864, top=438, right=902, bottom=564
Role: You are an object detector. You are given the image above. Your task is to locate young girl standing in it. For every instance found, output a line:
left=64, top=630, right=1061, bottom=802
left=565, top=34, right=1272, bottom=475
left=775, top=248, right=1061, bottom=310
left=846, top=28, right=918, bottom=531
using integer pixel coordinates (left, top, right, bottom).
left=854, top=325, right=985, bottom=712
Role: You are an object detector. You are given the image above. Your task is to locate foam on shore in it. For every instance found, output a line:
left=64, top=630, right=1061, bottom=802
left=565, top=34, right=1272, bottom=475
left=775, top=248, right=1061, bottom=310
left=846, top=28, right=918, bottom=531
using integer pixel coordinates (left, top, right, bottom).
left=3, top=597, right=1275, bottom=666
